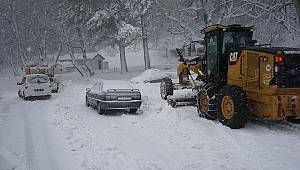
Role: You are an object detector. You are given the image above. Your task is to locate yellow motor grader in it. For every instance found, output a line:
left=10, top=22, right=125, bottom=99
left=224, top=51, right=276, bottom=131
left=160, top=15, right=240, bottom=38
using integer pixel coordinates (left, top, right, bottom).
left=161, top=24, right=300, bottom=128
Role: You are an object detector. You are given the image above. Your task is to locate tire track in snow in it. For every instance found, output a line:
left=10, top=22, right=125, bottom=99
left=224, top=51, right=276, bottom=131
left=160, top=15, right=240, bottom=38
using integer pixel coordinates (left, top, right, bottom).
left=23, top=109, right=38, bottom=170
left=0, top=98, right=24, bottom=170
left=104, top=125, right=183, bottom=170
left=134, top=83, right=251, bottom=169
left=52, top=96, right=142, bottom=169
left=21, top=100, right=60, bottom=170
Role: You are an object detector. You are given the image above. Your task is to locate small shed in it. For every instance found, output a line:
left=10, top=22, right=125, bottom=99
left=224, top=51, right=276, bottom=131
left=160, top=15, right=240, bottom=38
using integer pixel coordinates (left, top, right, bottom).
left=87, top=54, right=108, bottom=70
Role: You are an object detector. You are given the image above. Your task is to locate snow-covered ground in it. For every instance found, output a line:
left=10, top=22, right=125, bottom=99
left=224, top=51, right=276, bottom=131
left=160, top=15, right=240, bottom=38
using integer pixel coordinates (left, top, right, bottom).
left=1, top=70, right=300, bottom=170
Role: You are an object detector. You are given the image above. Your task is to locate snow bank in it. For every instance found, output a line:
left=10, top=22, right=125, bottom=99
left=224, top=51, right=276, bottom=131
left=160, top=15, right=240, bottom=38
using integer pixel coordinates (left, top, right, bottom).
left=130, top=69, right=170, bottom=83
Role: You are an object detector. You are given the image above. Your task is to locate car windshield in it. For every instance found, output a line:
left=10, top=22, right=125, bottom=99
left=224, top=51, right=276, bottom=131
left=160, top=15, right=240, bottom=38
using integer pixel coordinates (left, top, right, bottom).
left=28, top=75, right=48, bottom=84
left=101, top=80, right=132, bottom=91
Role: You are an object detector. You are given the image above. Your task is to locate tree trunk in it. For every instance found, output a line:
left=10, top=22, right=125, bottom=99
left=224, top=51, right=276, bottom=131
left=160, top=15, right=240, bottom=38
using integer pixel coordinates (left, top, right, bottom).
left=67, top=45, right=85, bottom=77
left=38, top=48, right=44, bottom=62
left=295, top=0, right=300, bottom=24
left=6, top=55, right=19, bottom=76
left=3, top=49, right=19, bottom=76
left=55, top=44, right=63, bottom=65
left=55, top=26, right=65, bottom=65
left=141, top=15, right=151, bottom=70
left=119, top=42, right=128, bottom=73
left=43, top=8, right=48, bottom=65
left=9, top=0, right=28, bottom=67
left=77, top=28, right=94, bottom=76
left=61, top=25, right=84, bottom=77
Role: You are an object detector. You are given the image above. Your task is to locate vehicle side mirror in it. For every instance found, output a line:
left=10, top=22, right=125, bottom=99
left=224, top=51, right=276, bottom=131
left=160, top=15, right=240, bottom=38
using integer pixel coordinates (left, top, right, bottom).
left=249, top=40, right=257, bottom=45
left=86, top=88, right=91, bottom=92
left=225, top=43, right=234, bottom=51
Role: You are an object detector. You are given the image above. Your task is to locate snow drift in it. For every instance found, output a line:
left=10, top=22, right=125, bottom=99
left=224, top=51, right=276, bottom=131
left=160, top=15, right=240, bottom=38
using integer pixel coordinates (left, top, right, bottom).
left=130, top=69, right=171, bottom=83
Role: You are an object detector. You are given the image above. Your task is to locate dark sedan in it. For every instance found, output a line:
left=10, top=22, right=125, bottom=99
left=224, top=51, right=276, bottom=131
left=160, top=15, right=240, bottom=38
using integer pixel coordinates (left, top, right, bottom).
left=85, top=80, right=142, bottom=114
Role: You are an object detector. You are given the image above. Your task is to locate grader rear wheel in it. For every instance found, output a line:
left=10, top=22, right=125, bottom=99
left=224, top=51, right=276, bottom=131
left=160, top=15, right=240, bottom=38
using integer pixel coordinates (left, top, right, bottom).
left=217, top=86, right=250, bottom=129
left=221, top=96, right=234, bottom=120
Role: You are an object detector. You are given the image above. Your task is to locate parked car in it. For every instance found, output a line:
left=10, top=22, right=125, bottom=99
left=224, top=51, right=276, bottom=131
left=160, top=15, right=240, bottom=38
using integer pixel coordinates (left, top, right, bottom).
left=17, top=74, right=51, bottom=100
left=85, top=80, right=142, bottom=114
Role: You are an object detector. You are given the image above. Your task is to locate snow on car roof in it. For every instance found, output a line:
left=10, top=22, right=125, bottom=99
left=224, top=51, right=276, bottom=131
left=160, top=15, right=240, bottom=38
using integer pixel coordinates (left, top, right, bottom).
left=99, top=80, right=133, bottom=91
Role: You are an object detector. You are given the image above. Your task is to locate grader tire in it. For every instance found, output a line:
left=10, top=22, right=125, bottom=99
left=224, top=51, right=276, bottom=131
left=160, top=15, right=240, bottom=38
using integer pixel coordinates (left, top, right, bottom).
left=160, top=78, right=174, bottom=100
left=217, top=86, right=250, bottom=129
left=197, top=83, right=218, bottom=120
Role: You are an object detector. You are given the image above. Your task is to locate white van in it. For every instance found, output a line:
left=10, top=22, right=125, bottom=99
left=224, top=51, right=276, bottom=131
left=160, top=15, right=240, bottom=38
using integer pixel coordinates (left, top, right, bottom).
left=17, top=74, right=52, bottom=100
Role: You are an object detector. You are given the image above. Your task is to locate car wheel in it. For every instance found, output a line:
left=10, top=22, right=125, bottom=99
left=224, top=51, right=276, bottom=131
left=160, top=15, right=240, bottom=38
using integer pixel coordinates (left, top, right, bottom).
left=97, top=103, right=104, bottom=115
left=23, top=92, right=29, bottom=101
left=18, top=90, right=22, bottom=98
left=85, top=96, right=90, bottom=107
left=129, top=108, right=138, bottom=114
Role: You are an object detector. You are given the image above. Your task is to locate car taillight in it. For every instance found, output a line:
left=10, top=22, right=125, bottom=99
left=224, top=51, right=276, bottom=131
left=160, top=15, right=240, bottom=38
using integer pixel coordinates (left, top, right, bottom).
left=133, top=93, right=141, bottom=100
left=276, top=55, right=284, bottom=63
left=275, top=55, right=284, bottom=73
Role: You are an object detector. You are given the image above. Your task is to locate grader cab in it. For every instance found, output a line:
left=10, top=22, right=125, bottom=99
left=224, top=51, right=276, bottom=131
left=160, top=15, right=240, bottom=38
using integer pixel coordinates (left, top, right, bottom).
left=161, top=24, right=300, bottom=128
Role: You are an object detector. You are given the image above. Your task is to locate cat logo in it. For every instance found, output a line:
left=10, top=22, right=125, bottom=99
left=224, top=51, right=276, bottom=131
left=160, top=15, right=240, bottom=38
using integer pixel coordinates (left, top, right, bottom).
left=229, top=52, right=239, bottom=62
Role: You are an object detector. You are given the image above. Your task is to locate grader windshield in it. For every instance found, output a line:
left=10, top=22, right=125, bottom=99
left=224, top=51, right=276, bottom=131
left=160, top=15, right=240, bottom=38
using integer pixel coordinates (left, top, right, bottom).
left=222, top=31, right=249, bottom=53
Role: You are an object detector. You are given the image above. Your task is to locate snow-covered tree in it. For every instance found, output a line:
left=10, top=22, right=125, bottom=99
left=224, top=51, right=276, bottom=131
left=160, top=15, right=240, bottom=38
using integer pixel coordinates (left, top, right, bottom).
left=0, top=0, right=299, bottom=76
left=295, top=0, right=300, bottom=23
left=130, top=0, right=153, bottom=70
left=58, top=0, right=108, bottom=76
left=88, top=0, right=142, bottom=73
left=153, top=0, right=300, bottom=45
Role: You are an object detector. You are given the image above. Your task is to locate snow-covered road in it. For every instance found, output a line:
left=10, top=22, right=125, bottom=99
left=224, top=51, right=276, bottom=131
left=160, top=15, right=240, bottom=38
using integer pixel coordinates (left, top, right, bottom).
left=1, top=74, right=300, bottom=170
left=0, top=80, right=80, bottom=170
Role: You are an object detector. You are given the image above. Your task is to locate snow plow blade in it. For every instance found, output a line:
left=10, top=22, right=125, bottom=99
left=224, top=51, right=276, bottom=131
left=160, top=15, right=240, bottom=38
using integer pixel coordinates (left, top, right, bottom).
left=167, top=95, right=196, bottom=108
